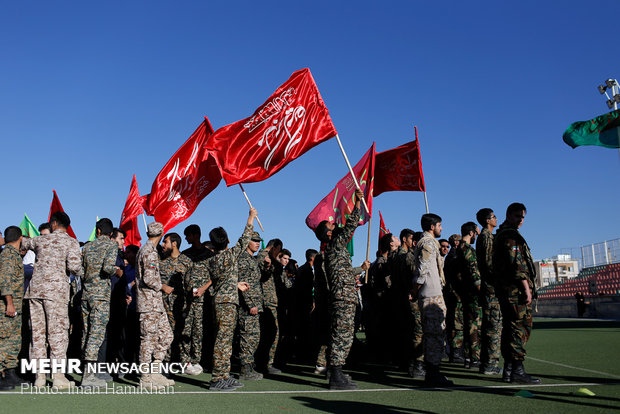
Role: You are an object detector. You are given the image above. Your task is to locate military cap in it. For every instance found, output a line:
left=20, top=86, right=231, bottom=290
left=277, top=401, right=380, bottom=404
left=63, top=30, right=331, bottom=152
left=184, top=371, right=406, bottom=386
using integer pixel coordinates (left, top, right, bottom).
left=250, top=231, right=263, bottom=242
left=147, top=222, right=164, bottom=237
left=448, top=234, right=461, bottom=243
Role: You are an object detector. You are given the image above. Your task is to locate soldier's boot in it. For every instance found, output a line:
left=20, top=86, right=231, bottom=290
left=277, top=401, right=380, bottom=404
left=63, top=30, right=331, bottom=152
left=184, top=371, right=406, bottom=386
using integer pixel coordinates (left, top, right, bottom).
left=33, top=373, right=47, bottom=387
left=0, top=372, right=16, bottom=391
left=152, top=360, right=175, bottom=386
left=266, top=365, right=281, bottom=375
left=480, top=358, right=503, bottom=375
left=328, top=366, right=357, bottom=390
left=408, top=361, right=425, bottom=379
left=51, top=373, right=75, bottom=389
left=4, top=368, right=28, bottom=386
left=510, top=361, right=541, bottom=384
left=424, top=364, right=454, bottom=387
left=81, top=371, right=107, bottom=388
left=138, top=374, right=162, bottom=391
left=502, top=360, right=513, bottom=383
left=239, top=364, right=263, bottom=381
left=450, top=348, right=465, bottom=364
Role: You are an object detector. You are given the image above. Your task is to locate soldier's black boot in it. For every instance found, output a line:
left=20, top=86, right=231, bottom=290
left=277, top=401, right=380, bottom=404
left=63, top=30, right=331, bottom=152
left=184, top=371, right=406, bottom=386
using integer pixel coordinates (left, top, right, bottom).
left=328, top=366, right=357, bottom=390
left=424, top=364, right=454, bottom=387
left=4, top=368, right=27, bottom=386
left=0, top=372, right=15, bottom=391
left=510, top=361, right=541, bottom=384
left=502, top=360, right=513, bottom=383
left=450, top=348, right=465, bottom=364
left=239, top=364, right=263, bottom=381
left=409, top=361, right=425, bottom=379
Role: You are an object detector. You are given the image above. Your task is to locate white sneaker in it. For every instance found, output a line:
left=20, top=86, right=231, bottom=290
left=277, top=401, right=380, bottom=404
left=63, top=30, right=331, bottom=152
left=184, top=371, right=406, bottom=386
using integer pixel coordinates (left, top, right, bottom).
left=190, top=364, right=203, bottom=375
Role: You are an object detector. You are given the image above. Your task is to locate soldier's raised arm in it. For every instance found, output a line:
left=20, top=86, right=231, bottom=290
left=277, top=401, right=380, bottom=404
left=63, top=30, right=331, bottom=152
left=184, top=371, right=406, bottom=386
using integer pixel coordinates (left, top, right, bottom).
left=67, top=239, right=84, bottom=278
left=231, top=208, right=257, bottom=258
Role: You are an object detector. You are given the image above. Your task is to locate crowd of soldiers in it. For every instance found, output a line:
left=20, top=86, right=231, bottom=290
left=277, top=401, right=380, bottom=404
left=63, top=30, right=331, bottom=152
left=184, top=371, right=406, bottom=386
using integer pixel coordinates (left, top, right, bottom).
left=0, top=192, right=541, bottom=391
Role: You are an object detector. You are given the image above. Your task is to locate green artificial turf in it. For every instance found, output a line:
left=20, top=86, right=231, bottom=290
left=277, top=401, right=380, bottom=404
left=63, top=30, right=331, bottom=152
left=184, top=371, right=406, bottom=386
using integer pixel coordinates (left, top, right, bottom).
left=2, top=318, right=619, bottom=413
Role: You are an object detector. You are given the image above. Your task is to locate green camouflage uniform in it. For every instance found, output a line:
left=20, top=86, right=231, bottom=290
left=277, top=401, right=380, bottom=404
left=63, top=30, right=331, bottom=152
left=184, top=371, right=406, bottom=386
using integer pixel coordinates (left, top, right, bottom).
left=237, top=250, right=263, bottom=366
left=476, top=227, right=502, bottom=367
left=443, top=249, right=464, bottom=352
left=258, top=248, right=279, bottom=367
left=324, top=207, right=361, bottom=367
left=81, top=235, right=119, bottom=361
left=394, top=246, right=423, bottom=364
left=207, top=224, right=253, bottom=381
left=159, top=253, right=193, bottom=361
left=455, top=240, right=482, bottom=362
left=181, top=257, right=210, bottom=365
left=0, top=245, right=24, bottom=372
left=493, top=222, right=536, bottom=362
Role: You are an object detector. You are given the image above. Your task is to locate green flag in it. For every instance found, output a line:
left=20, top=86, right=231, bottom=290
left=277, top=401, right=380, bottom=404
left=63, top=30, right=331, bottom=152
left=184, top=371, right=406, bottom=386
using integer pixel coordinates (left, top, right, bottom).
left=19, top=214, right=40, bottom=238
left=346, top=237, right=354, bottom=258
left=87, top=217, right=99, bottom=242
left=563, top=109, right=620, bottom=149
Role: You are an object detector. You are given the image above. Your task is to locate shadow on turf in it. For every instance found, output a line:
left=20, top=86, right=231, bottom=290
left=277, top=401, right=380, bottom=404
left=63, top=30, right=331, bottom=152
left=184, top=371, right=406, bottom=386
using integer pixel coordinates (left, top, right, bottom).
left=292, top=396, right=436, bottom=413
left=458, top=385, right=620, bottom=411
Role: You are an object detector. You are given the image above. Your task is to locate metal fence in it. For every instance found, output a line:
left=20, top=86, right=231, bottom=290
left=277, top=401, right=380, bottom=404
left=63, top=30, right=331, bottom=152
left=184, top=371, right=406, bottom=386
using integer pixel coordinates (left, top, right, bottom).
left=559, top=238, right=620, bottom=271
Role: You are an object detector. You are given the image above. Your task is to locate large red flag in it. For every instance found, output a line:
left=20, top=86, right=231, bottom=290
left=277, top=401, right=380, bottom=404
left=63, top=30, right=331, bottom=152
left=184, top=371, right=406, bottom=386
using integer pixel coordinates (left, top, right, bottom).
left=306, top=143, right=375, bottom=230
left=48, top=190, right=77, bottom=239
left=144, top=118, right=222, bottom=232
left=374, top=138, right=425, bottom=196
left=120, top=175, right=145, bottom=247
left=206, top=68, right=337, bottom=186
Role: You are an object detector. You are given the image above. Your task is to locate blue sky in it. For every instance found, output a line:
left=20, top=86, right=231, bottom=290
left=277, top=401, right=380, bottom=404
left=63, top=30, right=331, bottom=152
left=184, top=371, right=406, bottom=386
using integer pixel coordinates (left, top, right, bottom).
left=1, top=1, right=618, bottom=265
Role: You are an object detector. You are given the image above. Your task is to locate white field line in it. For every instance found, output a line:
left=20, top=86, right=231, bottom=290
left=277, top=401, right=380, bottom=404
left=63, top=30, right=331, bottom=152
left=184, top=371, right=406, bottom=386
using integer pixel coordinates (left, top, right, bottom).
left=528, top=357, right=620, bottom=379
left=4, top=382, right=619, bottom=395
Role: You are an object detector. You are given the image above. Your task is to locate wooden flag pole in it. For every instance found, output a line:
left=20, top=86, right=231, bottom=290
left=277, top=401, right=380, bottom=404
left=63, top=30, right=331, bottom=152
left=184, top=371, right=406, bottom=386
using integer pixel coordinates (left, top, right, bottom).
left=365, top=214, right=372, bottom=284
left=239, top=184, right=264, bottom=231
left=335, top=134, right=370, bottom=216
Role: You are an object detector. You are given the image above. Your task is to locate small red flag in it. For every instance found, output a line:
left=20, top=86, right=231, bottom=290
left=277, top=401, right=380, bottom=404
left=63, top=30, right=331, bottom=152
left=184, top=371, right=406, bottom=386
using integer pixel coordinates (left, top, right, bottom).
left=379, top=211, right=390, bottom=238
left=206, top=68, right=337, bottom=186
left=48, top=190, right=77, bottom=239
left=374, top=136, right=426, bottom=196
left=306, top=143, right=375, bottom=230
left=144, top=118, right=222, bottom=232
left=120, top=175, right=145, bottom=247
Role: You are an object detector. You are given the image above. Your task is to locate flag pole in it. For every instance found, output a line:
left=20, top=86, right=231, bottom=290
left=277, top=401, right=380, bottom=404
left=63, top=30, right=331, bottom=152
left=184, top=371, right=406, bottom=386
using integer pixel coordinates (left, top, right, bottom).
left=142, top=212, right=148, bottom=233
left=414, top=126, right=430, bottom=214
left=365, top=215, right=372, bottom=284
left=239, top=184, right=265, bottom=231
left=335, top=134, right=370, bottom=215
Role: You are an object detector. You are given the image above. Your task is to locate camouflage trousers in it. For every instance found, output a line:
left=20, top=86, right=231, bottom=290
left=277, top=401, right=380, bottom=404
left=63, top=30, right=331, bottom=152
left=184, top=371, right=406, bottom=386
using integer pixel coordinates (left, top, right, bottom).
left=0, top=300, right=22, bottom=370
left=212, top=303, right=238, bottom=381
left=328, top=300, right=356, bottom=367
left=315, top=344, right=328, bottom=368
left=179, top=300, right=203, bottom=365
left=139, top=311, right=173, bottom=364
left=410, top=300, right=424, bottom=362
left=498, top=294, right=532, bottom=361
left=29, top=298, right=69, bottom=361
left=419, top=295, right=447, bottom=367
left=163, top=293, right=185, bottom=361
left=462, top=297, right=482, bottom=361
left=81, top=297, right=110, bottom=361
left=481, top=291, right=502, bottom=366
left=238, top=309, right=260, bottom=366
left=260, top=305, right=279, bottom=366
left=445, top=294, right=464, bottom=351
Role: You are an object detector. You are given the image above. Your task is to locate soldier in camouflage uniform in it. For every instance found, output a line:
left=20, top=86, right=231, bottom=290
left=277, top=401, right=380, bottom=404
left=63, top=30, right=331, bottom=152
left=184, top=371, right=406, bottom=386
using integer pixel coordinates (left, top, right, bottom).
left=454, top=222, right=482, bottom=369
left=257, top=239, right=282, bottom=374
left=205, top=208, right=256, bottom=391
left=476, top=208, right=502, bottom=375
left=136, top=222, right=174, bottom=389
left=182, top=248, right=212, bottom=376
left=314, top=189, right=370, bottom=390
left=159, top=233, right=193, bottom=363
left=237, top=231, right=265, bottom=381
left=494, top=203, right=540, bottom=384
left=412, top=213, right=453, bottom=387
left=443, top=234, right=464, bottom=363
left=80, top=218, right=121, bottom=387
left=22, top=212, right=83, bottom=389
left=0, top=227, right=25, bottom=390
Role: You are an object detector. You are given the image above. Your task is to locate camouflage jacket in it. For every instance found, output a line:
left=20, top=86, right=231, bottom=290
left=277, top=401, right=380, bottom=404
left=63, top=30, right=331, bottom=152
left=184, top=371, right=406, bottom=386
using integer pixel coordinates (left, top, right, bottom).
left=159, top=253, right=193, bottom=296
left=258, top=249, right=278, bottom=307
left=413, top=232, right=445, bottom=298
left=476, top=228, right=496, bottom=294
left=393, top=246, right=416, bottom=296
left=493, top=222, right=536, bottom=296
left=81, top=235, right=118, bottom=301
left=187, top=256, right=212, bottom=304
left=238, top=250, right=263, bottom=312
left=205, top=224, right=253, bottom=305
left=22, top=230, right=83, bottom=302
left=0, top=245, right=25, bottom=312
left=324, top=206, right=361, bottom=303
left=455, top=240, right=481, bottom=299
left=136, top=240, right=165, bottom=313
